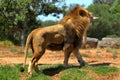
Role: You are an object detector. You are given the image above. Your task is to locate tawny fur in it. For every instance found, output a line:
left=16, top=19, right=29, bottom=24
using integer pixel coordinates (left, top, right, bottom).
left=20, top=6, right=93, bottom=75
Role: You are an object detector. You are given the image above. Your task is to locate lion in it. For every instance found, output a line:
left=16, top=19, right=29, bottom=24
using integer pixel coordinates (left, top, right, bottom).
left=20, top=6, right=94, bottom=76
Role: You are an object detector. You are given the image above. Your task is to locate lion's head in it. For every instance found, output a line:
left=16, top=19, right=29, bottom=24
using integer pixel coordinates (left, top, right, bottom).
left=59, top=6, right=93, bottom=38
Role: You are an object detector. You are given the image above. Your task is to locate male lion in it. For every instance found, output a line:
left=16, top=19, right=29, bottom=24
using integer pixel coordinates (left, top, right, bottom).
left=20, top=6, right=94, bottom=75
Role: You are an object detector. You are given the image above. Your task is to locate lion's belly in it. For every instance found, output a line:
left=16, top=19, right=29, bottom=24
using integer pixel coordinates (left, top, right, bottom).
left=46, top=33, right=64, bottom=51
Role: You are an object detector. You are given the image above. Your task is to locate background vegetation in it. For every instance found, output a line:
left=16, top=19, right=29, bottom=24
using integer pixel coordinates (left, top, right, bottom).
left=87, top=0, right=120, bottom=39
left=0, top=0, right=120, bottom=45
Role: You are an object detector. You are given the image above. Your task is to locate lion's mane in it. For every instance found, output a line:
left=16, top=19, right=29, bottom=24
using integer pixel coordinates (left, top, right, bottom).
left=47, top=6, right=91, bottom=50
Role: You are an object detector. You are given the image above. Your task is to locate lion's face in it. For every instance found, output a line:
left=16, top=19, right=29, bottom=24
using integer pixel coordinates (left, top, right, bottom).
left=78, top=7, right=93, bottom=25
left=79, top=8, right=98, bottom=23
left=64, top=6, right=93, bottom=28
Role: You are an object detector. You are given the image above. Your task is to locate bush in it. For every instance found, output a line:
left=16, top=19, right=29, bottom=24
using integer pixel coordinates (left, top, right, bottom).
left=0, top=40, right=14, bottom=46
left=87, top=3, right=120, bottom=39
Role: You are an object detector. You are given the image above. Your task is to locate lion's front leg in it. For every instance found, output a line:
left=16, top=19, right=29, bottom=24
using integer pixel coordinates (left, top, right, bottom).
left=63, top=44, right=73, bottom=67
left=73, top=48, right=86, bottom=67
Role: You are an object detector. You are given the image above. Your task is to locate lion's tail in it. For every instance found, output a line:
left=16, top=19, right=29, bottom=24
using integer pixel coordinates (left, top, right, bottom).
left=20, top=33, right=33, bottom=72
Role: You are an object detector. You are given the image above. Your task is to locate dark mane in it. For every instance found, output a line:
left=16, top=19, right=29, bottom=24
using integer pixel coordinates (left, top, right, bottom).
left=59, top=6, right=90, bottom=38
left=59, top=6, right=88, bottom=24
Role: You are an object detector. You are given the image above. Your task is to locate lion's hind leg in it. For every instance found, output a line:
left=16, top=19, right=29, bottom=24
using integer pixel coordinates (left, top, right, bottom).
left=28, top=45, right=46, bottom=76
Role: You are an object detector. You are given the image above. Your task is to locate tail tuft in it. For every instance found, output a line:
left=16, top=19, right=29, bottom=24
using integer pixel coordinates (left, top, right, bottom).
left=20, top=67, right=25, bottom=72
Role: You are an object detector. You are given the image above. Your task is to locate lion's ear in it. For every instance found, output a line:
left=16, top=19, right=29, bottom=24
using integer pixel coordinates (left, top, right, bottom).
left=79, top=10, right=86, bottom=17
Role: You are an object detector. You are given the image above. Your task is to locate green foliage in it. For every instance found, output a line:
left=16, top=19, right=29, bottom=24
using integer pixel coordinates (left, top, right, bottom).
left=87, top=1, right=120, bottom=39
left=40, top=20, right=57, bottom=27
left=0, top=40, right=14, bottom=46
left=88, top=4, right=113, bottom=39
left=109, top=0, right=120, bottom=36
left=0, top=0, right=65, bottom=45
left=110, top=0, right=120, bottom=14
left=0, top=0, right=30, bottom=25
left=1, top=0, right=120, bottom=45
left=93, top=0, right=114, bottom=5
left=106, top=34, right=120, bottom=38
left=0, top=0, right=31, bottom=45
left=93, top=66, right=119, bottom=75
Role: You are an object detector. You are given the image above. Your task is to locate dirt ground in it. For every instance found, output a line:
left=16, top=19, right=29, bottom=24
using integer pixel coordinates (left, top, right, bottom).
left=0, top=46, right=120, bottom=80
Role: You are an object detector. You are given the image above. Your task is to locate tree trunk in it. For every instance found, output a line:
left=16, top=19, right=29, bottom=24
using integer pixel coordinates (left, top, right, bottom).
left=20, top=29, right=25, bottom=47
left=20, top=21, right=27, bottom=46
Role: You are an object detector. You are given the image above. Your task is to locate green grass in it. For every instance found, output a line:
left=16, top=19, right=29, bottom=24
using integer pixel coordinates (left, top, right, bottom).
left=10, top=46, right=24, bottom=54
left=0, top=65, right=20, bottom=80
left=27, top=73, right=51, bottom=80
left=61, top=68, right=95, bottom=80
left=93, top=66, right=119, bottom=75
left=27, top=52, right=33, bottom=58
left=106, top=48, right=120, bottom=54
left=17, top=47, right=24, bottom=54
left=106, top=48, right=120, bottom=59
left=0, top=64, right=119, bottom=80
left=81, top=53, right=90, bottom=57
left=10, top=47, right=17, bottom=52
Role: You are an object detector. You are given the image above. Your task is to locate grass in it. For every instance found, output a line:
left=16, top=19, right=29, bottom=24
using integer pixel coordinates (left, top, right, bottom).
left=106, top=48, right=120, bottom=59
left=96, top=48, right=102, bottom=54
left=93, top=66, right=119, bottom=75
left=27, top=52, right=33, bottom=58
left=0, top=64, right=119, bottom=80
left=18, top=47, right=24, bottom=54
left=106, top=48, right=120, bottom=54
left=81, top=53, right=90, bottom=57
left=61, top=68, right=95, bottom=80
left=10, top=46, right=24, bottom=54
left=0, top=65, right=20, bottom=80
left=10, top=47, right=17, bottom=52
left=27, top=73, right=51, bottom=80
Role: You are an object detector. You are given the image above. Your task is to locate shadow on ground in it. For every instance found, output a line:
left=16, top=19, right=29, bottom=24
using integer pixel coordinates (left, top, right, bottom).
left=90, top=62, right=111, bottom=67
left=42, top=65, right=64, bottom=76
left=42, top=65, right=79, bottom=76
left=41, top=62, right=112, bottom=76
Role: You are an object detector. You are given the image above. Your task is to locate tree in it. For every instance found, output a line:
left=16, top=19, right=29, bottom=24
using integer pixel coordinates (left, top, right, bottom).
left=109, top=0, right=120, bottom=36
left=93, top=0, right=114, bottom=5
left=87, top=0, right=120, bottom=39
left=87, top=4, right=113, bottom=39
left=0, top=0, right=66, bottom=45
left=0, top=0, right=31, bottom=45
left=40, top=20, right=57, bottom=27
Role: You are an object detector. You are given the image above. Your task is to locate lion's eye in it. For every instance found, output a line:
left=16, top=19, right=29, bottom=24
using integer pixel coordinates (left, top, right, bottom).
left=80, top=12, right=84, bottom=16
left=79, top=10, right=86, bottom=17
